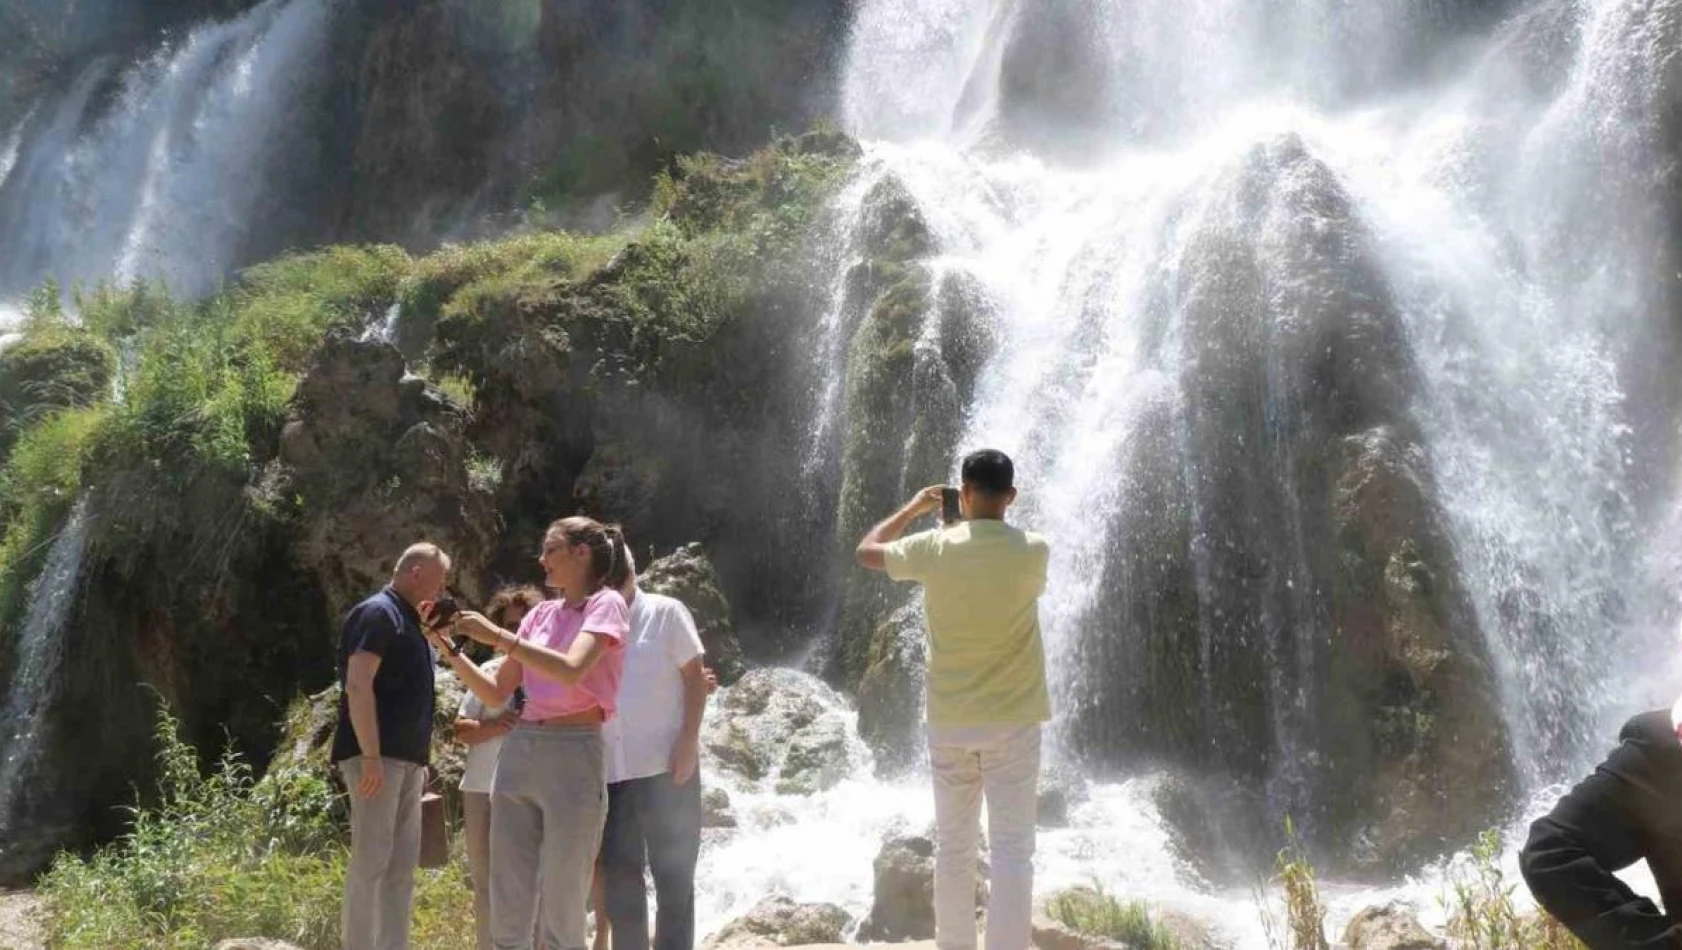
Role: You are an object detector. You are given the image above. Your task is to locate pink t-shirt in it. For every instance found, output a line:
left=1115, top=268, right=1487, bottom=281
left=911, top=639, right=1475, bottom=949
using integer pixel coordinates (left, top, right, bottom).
left=515, top=589, right=629, bottom=721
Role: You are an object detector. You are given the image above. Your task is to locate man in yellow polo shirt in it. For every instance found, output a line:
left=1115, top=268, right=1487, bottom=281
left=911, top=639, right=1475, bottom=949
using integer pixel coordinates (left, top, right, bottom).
left=856, top=449, right=1050, bottom=950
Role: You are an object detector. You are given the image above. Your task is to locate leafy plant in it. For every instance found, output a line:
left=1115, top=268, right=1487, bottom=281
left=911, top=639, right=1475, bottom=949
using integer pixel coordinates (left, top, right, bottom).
left=1047, top=883, right=1182, bottom=949
left=1257, top=817, right=1329, bottom=950
left=39, top=701, right=473, bottom=950
left=1444, top=829, right=1586, bottom=950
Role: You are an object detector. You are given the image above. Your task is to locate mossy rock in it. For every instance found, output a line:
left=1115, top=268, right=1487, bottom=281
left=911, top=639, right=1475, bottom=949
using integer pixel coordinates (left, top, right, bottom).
left=0, top=328, right=115, bottom=454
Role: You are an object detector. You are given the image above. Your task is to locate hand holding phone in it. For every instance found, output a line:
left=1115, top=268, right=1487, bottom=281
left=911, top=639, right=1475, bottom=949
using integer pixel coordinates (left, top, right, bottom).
left=940, top=487, right=962, bottom=525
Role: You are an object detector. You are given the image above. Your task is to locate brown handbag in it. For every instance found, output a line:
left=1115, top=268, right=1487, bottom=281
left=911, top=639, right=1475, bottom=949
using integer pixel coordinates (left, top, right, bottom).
left=419, top=790, right=450, bottom=869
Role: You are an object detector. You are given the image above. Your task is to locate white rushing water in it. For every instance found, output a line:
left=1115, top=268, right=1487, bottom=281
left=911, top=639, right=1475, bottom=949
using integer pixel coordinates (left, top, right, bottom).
left=0, top=0, right=331, bottom=301
left=0, top=502, right=91, bottom=836
left=697, top=0, right=1682, bottom=945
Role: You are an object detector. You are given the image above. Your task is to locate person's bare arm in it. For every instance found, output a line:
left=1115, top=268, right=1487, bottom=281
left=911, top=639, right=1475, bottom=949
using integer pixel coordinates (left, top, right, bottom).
left=428, top=629, right=519, bottom=708
left=451, top=612, right=609, bottom=686
left=670, top=657, right=708, bottom=785
left=856, top=486, right=944, bottom=571
left=454, top=709, right=519, bottom=745
left=344, top=651, right=384, bottom=799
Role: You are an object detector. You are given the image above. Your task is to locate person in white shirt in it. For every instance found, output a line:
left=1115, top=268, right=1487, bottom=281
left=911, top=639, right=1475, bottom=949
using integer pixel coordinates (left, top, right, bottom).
left=599, top=548, right=710, bottom=950
left=455, top=585, right=541, bottom=950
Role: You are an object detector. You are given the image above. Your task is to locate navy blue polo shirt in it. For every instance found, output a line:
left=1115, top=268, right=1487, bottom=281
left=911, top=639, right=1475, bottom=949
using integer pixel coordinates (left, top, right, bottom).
left=330, top=586, right=436, bottom=767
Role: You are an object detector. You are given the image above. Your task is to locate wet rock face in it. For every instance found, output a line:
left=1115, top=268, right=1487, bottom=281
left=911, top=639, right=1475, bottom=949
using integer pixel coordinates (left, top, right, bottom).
left=832, top=176, right=997, bottom=700
left=1071, top=137, right=1511, bottom=875
left=856, top=600, right=927, bottom=776
left=278, top=336, right=495, bottom=618
left=330, top=0, right=853, bottom=244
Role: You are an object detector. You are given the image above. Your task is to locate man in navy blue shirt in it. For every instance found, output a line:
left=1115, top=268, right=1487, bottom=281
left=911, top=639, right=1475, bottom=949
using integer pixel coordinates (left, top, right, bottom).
left=332, top=542, right=451, bottom=950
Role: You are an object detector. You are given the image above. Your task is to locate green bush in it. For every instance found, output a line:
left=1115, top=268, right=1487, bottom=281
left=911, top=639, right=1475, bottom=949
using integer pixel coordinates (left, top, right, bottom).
left=231, top=245, right=412, bottom=372
left=1047, top=884, right=1182, bottom=950
left=0, top=405, right=107, bottom=653
left=40, top=703, right=474, bottom=950
left=0, top=319, right=115, bottom=451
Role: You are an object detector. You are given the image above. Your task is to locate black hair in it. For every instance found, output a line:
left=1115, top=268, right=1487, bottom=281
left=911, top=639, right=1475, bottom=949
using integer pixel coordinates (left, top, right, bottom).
left=961, top=449, right=1015, bottom=495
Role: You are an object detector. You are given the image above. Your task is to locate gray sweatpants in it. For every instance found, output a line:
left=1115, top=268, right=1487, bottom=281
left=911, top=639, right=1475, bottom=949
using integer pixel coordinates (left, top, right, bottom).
left=339, top=755, right=425, bottom=950
left=491, top=723, right=607, bottom=950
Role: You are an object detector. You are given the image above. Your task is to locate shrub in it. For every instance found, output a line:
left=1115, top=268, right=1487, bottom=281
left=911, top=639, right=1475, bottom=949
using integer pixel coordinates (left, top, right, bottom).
left=230, top=245, right=412, bottom=372
left=1046, top=884, right=1182, bottom=949
left=0, top=319, right=115, bottom=451
left=39, top=702, right=474, bottom=950
left=1445, top=829, right=1586, bottom=950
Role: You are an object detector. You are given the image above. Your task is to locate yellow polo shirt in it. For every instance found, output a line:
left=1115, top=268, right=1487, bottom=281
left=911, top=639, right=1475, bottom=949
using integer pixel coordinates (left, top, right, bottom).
left=883, top=520, right=1051, bottom=727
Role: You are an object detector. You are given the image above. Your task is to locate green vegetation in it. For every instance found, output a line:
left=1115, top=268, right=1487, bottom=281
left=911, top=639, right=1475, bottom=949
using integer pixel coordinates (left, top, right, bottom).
left=1046, top=883, right=1183, bottom=949
left=40, top=703, right=473, bottom=950
left=1445, top=830, right=1586, bottom=950
left=231, top=245, right=411, bottom=372
left=1257, top=818, right=1329, bottom=950
left=0, top=404, right=107, bottom=657
left=0, top=298, right=115, bottom=452
left=2, top=131, right=861, bottom=946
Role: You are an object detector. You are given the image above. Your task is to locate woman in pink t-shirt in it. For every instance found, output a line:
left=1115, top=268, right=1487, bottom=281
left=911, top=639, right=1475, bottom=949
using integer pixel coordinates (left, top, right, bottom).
left=433, top=516, right=630, bottom=950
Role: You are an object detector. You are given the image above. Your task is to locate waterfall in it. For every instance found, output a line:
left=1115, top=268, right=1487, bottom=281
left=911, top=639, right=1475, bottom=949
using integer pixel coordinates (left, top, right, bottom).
left=0, top=0, right=331, bottom=301
left=840, top=0, right=1677, bottom=800
left=0, top=502, right=92, bottom=853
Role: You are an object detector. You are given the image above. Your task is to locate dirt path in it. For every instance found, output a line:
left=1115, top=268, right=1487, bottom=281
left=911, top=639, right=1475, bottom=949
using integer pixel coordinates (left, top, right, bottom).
left=0, top=889, right=44, bottom=950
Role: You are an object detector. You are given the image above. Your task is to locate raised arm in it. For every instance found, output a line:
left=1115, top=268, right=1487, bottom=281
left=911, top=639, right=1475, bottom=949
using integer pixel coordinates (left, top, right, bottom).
left=856, top=485, right=944, bottom=571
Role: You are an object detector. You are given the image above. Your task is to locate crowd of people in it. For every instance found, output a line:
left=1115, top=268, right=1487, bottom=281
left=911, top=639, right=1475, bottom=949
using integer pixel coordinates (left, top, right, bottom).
left=326, top=448, right=1053, bottom=950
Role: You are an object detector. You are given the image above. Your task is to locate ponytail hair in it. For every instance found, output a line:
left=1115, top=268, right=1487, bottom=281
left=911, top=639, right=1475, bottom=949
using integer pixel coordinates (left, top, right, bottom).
left=546, top=516, right=628, bottom=592
left=602, top=524, right=632, bottom=591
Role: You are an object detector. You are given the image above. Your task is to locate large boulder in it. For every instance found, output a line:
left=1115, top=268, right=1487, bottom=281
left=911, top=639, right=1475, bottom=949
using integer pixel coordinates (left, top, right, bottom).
left=701, top=668, right=864, bottom=795
left=1342, top=903, right=1444, bottom=950
left=1065, top=135, right=1512, bottom=875
left=277, top=336, right=495, bottom=619
left=860, top=834, right=937, bottom=941
left=638, top=543, right=746, bottom=684
left=702, top=896, right=852, bottom=950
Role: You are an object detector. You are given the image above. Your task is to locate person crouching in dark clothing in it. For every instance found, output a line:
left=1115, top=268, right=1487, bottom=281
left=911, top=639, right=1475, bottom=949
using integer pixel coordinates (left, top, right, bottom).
left=1520, top=710, right=1682, bottom=949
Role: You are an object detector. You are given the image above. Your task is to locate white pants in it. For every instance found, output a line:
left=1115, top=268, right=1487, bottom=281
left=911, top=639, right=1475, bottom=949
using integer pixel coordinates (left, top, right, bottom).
left=928, top=724, right=1041, bottom=950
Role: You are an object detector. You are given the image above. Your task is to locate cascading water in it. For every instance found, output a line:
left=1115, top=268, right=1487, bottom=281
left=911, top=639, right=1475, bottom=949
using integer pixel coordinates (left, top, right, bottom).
left=0, top=0, right=331, bottom=302
left=690, top=0, right=1682, bottom=944
left=0, top=502, right=91, bottom=866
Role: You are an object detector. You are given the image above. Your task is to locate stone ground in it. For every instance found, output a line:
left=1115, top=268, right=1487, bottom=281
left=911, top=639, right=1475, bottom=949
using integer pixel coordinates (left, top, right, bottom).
left=0, top=889, right=43, bottom=949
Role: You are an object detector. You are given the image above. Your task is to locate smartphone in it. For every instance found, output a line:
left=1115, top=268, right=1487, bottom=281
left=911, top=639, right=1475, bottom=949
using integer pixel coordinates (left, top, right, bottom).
left=425, top=596, right=459, bottom=630
left=940, top=487, right=962, bottom=525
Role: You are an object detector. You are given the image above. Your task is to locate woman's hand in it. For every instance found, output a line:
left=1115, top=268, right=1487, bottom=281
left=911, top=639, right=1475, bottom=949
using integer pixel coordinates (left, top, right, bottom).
left=492, top=709, right=521, bottom=735
left=451, top=611, right=505, bottom=646
left=421, top=624, right=453, bottom=655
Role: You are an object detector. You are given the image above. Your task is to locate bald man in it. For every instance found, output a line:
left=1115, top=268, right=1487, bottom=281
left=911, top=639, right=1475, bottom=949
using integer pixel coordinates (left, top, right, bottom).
left=332, top=542, right=452, bottom=950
